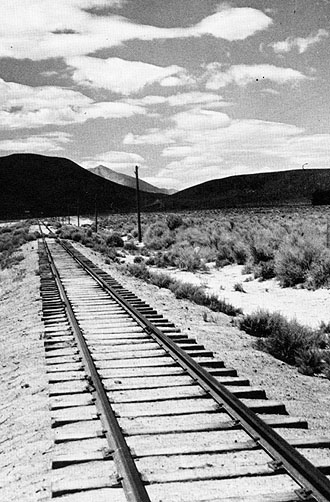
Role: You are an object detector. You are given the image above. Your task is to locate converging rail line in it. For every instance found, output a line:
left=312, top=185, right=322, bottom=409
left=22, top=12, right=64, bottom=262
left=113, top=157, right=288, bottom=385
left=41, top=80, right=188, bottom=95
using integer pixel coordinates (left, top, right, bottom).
left=38, top=224, right=330, bottom=502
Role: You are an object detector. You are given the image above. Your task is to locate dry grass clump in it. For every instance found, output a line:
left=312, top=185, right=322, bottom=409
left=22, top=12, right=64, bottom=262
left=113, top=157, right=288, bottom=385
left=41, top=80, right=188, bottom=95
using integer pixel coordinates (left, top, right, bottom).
left=239, top=309, right=329, bottom=377
left=55, top=224, right=120, bottom=261
left=0, top=222, right=40, bottom=270
left=124, top=262, right=242, bottom=316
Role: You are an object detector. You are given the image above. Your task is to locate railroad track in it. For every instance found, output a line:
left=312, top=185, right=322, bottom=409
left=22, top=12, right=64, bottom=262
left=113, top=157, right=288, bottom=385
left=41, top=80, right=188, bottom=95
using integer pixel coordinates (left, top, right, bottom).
left=38, top=228, right=330, bottom=502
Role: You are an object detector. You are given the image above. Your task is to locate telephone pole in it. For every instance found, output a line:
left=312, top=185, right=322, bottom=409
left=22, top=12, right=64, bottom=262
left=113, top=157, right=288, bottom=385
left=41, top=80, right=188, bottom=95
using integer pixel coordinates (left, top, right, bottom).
left=135, top=165, right=142, bottom=243
left=94, top=195, right=98, bottom=233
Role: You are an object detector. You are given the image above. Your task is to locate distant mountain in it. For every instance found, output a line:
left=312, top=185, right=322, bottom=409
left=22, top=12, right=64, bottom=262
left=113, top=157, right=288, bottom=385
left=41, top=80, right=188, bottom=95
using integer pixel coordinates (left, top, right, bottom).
left=167, top=169, right=330, bottom=210
left=89, top=165, right=176, bottom=195
left=0, top=154, right=166, bottom=219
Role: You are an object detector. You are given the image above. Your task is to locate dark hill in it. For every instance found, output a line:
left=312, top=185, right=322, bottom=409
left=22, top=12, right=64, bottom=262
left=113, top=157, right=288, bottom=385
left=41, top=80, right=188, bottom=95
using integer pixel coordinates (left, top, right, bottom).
left=89, top=165, right=176, bottom=195
left=167, top=169, right=330, bottom=210
left=0, top=154, right=165, bottom=219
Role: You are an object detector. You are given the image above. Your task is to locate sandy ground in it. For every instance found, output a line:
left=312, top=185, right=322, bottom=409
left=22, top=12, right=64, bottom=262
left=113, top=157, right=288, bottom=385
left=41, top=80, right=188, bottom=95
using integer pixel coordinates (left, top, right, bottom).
left=75, top=243, right=330, bottom=435
left=124, top=254, right=330, bottom=329
left=0, top=242, right=52, bottom=501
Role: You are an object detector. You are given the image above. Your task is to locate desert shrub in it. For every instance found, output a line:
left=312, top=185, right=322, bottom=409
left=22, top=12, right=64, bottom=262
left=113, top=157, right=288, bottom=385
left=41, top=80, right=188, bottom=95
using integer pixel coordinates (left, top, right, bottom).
left=72, top=231, right=83, bottom=242
left=295, top=348, right=324, bottom=376
left=319, top=321, right=330, bottom=334
left=144, top=222, right=174, bottom=250
left=239, top=310, right=286, bottom=338
left=275, top=234, right=324, bottom=287
left=124, top=240, right=138, bottom=251
left=149, top=272, right=173, bottom=289
left=123, top=263, right=241, bottom=316
left=0, top=221, right=39, bottom=270
left=0, top=226, right=12, bottom=234
left=106, top=233, right=124, bottom=247
left=169, top=281, right=205, bottom=300
left=166, top=214, right=183, bottom=230
left=234, top=282, right=246, bottom=293
left=0, top=251, right=25, bottom=270
left=207, top=294, right=243, bottom=316
left=169, top=244, right=204, bottom=271
left=253, top=260, right=276, bottom=280
left=307, top=252, right=330, bottom=289
left=215, top=243, right=235, bottom=267
left=133, top=256, right=144, bottom=264
left=239, top=309, right=325, bottom=375
left=125, top=262, right=150, bottom=281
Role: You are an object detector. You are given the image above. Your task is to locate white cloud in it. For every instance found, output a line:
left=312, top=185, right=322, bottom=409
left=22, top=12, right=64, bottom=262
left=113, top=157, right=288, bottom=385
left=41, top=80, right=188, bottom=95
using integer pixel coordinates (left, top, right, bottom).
left=205, top=63, right=306, bottom=89
left=173, top=108, right=231, bottom=130
left=123, top=130, right=174, bottom=146
left=0, top=78, right=145, bottom=129
left=0, top=3, right=272, bottom=60
left=166, top=91, right=224, bottom=107
left=124, top=107, right=330, bottom=189
left=0, top=132, right=72, bottom=153
left=122, top=92, right=233, bottom=112
left=67, top=56, right=191, bottom=94
left=82, top=149, right=144, bottom=171
left=159, top=72, right=196, bottom=88
left=194, top=7, right=272, bottom=41
left=271, top=29, right=328, bottom=54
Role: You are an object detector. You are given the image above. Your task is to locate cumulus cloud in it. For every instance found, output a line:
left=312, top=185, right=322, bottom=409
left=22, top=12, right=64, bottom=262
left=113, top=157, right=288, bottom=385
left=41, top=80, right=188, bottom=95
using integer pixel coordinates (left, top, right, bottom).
left=0, top=78, right=145, bottom=129
left=271, top=29, right=328, bottom=54
left=82, top=150, right=144, bottom=170
left=67, top=56, right=191, bottom=94
left=205, top=63, right=306, bottom=89
left=0, top=132, right=72, bottom=153
left=0, top=2, right=272, bottom=60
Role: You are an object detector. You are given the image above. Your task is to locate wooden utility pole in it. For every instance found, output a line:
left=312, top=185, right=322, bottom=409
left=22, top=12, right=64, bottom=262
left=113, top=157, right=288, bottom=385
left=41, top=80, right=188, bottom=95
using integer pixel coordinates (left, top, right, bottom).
left=77, top=199, right=80, bottom=227
left=135, top=165, right=142, bottom=243
left=94, top=195, right=98, bottom=233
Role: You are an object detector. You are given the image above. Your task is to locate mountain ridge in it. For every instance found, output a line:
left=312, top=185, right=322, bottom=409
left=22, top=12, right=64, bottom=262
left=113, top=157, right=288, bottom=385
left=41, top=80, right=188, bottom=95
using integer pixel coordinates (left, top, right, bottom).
left=0, top=153, right=165, bottom=218
left=88, top=164, right=176, bottom=195
left=168, top=169, right=330, bottom=209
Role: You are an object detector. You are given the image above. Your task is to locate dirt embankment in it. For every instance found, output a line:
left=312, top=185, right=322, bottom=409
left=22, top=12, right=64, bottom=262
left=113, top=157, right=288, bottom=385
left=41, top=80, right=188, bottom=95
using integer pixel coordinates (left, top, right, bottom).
left=0, top=242, right=52, bottom=501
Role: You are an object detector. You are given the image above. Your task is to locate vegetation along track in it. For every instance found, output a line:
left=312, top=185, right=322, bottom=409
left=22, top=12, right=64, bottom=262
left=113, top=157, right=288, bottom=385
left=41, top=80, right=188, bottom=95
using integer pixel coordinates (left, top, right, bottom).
left=38, top=227, right=330, bottom=502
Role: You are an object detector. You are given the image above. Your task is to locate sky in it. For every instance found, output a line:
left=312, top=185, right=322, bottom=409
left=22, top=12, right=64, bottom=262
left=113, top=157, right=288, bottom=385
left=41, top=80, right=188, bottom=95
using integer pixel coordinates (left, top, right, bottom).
left=1, top=0, right=330, bottom=190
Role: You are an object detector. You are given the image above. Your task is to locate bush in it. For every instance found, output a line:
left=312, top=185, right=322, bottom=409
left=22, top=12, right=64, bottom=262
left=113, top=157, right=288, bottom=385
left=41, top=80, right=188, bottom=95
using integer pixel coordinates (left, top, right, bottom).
left=169, top=244, right=204, bottom=271
left=144, top=222, right=174, bottom=250
left=166, top=214, right=183, bottom=230
left=133, top=256, right=144, bottom=264
left=125, top=262, right=150, bottom=281
left=238, top=310, right=284, bottom=337
left=124, top=240, right=138, bottom=251
left=234, top=282, right=246, bottom=293
left=106, top=233, right=124, bottom=247
left=123, top=263, right=242, bottom=316
left=239, top=309, right=325, bottom=375
left=150, top=272, right=173, bottom=289
left=254, top=260, right=276, bottom=280
left=275, top=235, right=324, bottom=287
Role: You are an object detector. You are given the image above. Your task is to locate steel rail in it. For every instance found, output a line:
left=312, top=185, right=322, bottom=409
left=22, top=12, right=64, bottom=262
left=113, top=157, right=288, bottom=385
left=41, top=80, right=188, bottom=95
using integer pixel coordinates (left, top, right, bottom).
left=56, top=236, right=330, bottom=502
left=40, top=235, right=151, bottom=502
